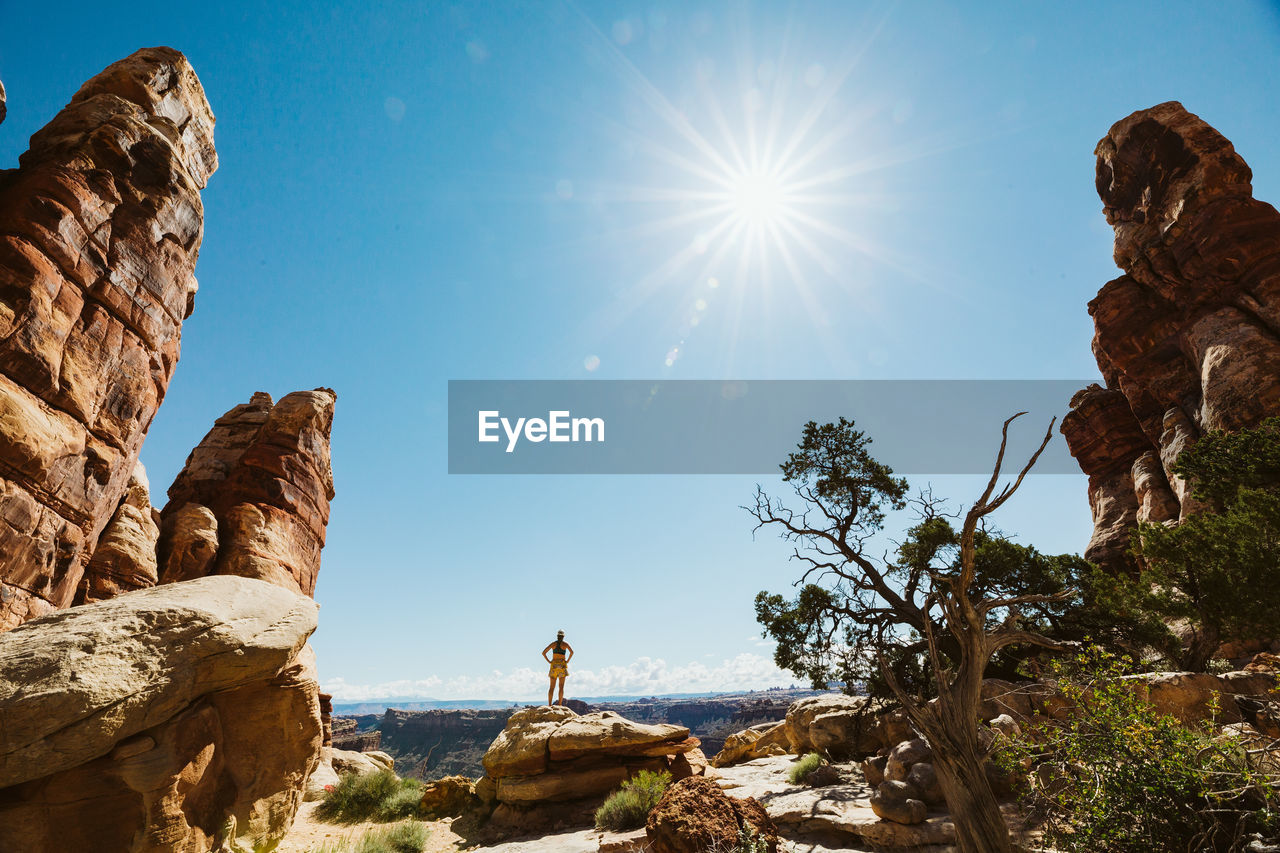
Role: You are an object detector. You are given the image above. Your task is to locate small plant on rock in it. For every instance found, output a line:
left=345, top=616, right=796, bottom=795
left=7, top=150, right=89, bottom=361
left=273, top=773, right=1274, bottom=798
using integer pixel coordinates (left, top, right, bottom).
left=787, top=752, right=824, bottom=785
left=594, top=769, right=672, bottom=831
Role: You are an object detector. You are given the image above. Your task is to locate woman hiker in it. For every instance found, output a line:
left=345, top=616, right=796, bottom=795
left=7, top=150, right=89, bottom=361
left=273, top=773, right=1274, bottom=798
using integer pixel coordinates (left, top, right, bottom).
left=543, top=630, right=574, bottom=706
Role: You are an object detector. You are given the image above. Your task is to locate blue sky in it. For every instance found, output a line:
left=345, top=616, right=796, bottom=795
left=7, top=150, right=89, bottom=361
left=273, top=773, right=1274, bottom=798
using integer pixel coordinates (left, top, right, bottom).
left=3, top=1, right=1279, bottom=701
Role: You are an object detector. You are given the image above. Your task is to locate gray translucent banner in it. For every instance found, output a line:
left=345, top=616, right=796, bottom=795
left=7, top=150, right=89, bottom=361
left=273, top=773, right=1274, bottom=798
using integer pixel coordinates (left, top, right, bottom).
left=447, top=380, right=1092, bottom=475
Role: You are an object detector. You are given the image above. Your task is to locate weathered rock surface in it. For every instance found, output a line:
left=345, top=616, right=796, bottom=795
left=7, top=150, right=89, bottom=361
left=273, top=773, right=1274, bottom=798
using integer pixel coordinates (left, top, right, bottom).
left=74, top=461, right=160, bottom=603
left=783, top=693, right=891, bottom=757
left=419, top=774, right=479, bottom=818
left=0, top=576, right=322, bottom=852
left=712, top=721, right=789, bottom=767
left=158, top=388, right=337, bottom=597
left=476, top=706, right=704, bottom=834
left=645, top=775, right=778, bottom=853
left=0, top=47, right=217, bottom=631
left=1063, top=101, right=1280, bottom=573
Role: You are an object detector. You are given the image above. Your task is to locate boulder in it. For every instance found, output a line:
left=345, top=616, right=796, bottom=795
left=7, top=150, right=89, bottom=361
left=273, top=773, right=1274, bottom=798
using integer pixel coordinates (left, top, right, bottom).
left=905, top=761, right=944, bottom=805
left=860, top=754, right=887, bottom=787
left=1062, top=102, right=1280, bottom=573
left=0, top=576, right=321, bottom=852
left=0, top=47, right=217, bottom=631
left=712, top=721, right=788, bottom=767
left=979, top=679, right=1035, bottom=722
left=305, top=755, right=341, bottom=801
left=645, top=775, right=778, bottom=853
left=1125, top=671, right=1242, bottom=725
left=327, top=747, right=391, bottom=777
left=870, top=780, right=927, bottom=825
left=420, top=775, right=479, bottom=817
left=783, top=693, right=877, bottom=755
left=884, top=738, right=932, bottom=783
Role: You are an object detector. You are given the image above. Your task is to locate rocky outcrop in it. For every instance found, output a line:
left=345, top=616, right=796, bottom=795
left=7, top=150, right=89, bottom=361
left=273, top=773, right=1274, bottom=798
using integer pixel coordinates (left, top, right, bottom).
left=0, top=47, right=217, bottom=631
left=645, top=775, right=778, bottom=853
left=783, top=693, right=906, bottom=759
left=711, top=721, right=789, bottom=767
left=478, top=706, right=705, bottom=832
left=1063, top=102, right=1280, bottom=573
left=74, top=461, right=160, bottom=603
left=0, top=575, right=322, bottom=852
left=158, top=388, right=336, bottom=597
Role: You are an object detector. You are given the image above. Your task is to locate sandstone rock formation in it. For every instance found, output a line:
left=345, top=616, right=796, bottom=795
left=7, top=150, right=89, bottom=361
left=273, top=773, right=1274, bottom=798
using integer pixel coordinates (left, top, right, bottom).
left=0, top=47, right=217, bottom=630
left=477, top=706, right=706, bottom=832
left=74, top=461, right=160, bottom=603
left=645, top=775, right=778, bottom=853
left=782, top=693, right=908, bottom=759
left=1063, top=101, right=1280, bottom=573
left=158, top=388, right=336, bottom=597
left=0, top=575, right=322, bottom=852
left=711, top=721, right=789, bottom=767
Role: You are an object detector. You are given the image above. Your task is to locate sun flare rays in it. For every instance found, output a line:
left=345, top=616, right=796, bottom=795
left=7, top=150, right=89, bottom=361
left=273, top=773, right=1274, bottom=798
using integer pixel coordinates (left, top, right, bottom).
left=569, top=4, right=925, bottom=372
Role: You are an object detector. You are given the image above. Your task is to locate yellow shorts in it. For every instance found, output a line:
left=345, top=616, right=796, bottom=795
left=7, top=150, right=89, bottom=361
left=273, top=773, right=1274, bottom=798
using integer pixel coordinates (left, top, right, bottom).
left=549, top=661, right=568, bottom=678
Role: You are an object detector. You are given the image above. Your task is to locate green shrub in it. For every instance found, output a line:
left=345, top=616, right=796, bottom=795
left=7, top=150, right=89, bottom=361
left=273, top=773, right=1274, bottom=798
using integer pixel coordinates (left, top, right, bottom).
left=306, top=821, right=429, bottom=853
left=1007, top=646, right=1280, bottom=852
left=594, top=769, right=671, bottom=831
left=316, top=770, right=423, bottom=824
left=787, top=752, right=824, bottom=785
left=355, top=822, right=429, bottom=853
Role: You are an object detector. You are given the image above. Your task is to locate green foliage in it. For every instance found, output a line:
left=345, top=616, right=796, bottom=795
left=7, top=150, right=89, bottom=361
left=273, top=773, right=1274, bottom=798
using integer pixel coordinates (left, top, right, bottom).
left=593, top=769, right=671, bottom=831
left=1129, top=418, right=1280, bottom=670
left=1006, top=647, right=1280, bottom=852
left=787, top=752, right=825, bottom=784
left=306, top=822, right=429, bottom=853
left=316, top=770, right=424, bottom=824
left=754, top=510, right=1095, bottom=699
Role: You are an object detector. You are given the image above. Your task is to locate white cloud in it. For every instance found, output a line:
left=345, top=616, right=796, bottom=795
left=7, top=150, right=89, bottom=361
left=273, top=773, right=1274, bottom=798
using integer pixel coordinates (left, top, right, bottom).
left=321, top=653, right=798, bottom=702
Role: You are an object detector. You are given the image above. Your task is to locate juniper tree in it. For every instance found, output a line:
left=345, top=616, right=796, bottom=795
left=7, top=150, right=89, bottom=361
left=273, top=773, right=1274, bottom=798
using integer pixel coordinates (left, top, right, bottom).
left=749, top=413, right=1070, bottom=853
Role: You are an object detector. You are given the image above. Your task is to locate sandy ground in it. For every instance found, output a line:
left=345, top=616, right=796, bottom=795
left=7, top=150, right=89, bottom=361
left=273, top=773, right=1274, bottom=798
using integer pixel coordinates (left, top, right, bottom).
left=276, top=801, right=464, bottom=852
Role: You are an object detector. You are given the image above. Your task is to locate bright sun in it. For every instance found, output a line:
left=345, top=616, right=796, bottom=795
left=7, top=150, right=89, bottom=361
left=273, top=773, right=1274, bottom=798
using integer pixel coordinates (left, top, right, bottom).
left=729, top=171, right=788, bottom=224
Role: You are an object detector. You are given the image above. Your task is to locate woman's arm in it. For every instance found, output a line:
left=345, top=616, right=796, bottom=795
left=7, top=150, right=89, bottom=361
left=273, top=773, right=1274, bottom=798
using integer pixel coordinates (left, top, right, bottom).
left=564, top=643, right=574, bottom=662
left=542, top=642, right=554, bottom=662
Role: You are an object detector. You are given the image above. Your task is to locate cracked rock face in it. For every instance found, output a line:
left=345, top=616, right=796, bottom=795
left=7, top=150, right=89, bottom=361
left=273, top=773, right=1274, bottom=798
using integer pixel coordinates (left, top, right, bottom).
left=1062, top=102, right=1280, bottom=573
left=0, top=47, right=217, bottom=630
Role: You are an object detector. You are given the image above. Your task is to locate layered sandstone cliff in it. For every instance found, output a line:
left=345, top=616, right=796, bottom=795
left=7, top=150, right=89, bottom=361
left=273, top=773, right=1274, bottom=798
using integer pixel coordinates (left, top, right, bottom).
left=158, top=388, right=337, bottom=597
left=0, top=49, right=338, bottom=852
left=1062, top=102, right=1280, bottom=572
left=0, top=47, right=216, bottom=629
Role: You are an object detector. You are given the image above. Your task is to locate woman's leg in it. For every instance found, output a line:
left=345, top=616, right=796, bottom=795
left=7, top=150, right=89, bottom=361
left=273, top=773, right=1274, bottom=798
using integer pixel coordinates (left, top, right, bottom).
left=556, top=675, right=567, bottom=705
left=548, top=677, right=555, bottom=706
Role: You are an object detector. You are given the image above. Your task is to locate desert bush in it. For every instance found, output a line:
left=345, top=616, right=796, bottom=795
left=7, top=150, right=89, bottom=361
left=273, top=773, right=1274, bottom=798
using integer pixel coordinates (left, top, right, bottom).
left=305, top=821, right=429, bottom=853
left=1007, top=646, right=1280, bottom=852
left=787, top=752, right=824, bottom=785
left=594, top=769, right=671, bottom=831
left=316, top=769, right=424, bottom=823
